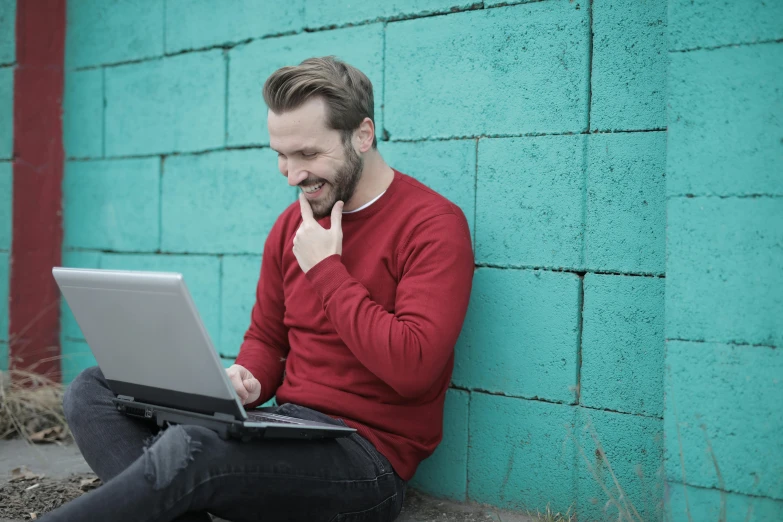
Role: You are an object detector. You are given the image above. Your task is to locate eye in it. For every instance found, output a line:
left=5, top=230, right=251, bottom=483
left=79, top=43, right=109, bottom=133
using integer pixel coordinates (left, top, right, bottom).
left=301, top=151, right=317, bottom=158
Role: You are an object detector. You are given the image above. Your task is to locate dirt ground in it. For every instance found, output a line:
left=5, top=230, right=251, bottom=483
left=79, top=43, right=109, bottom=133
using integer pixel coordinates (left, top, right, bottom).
left=0, top=439, right=533, bottom=522
left=0, top=470, right=100, bottom=520
left=0, top=480, right=524, bottom=522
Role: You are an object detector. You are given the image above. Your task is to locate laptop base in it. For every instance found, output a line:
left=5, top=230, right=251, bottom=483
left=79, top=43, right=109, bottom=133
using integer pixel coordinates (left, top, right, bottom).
left=112, top=397, right=354, bottom=442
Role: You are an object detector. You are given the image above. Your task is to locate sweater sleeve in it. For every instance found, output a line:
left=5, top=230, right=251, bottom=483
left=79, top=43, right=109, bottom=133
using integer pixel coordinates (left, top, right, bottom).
left=305, top=211, right=474, bottom=399
left=234, top=222, right=290, bottom=408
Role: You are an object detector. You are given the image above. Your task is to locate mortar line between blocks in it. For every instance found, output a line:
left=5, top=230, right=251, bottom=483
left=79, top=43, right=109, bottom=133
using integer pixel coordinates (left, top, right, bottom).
left=586, top=0, right=594, bottom=133
left=381, top=22, right=387, bottom=141
left=388, top=128, right=666, bottom=143
left=473, top=139, right=478, bottom=248
left=581, top=133, right=589, bottom=269
left=218, top=255, right=224, bottom=352
left=158, top=157, right=164, bottom=252
left=65, top=247, right=261, bottom=257
left=666, top=481, right=783, bottom=502
left=451, top=386, right=663, bottom=419
left=465, top=390, right=472, bottom=502
left=669, top=37, right=783, bottom=54
left=577, top=403, right=662, bottom=420
left=68, top=144, right=271, bottom=162
left=63, top=129, right=670, bottom=163
left=162, top=0, right=167, bottom=54
left=224, top=52, right=230, bottom=147
left=101, top=68, right=106, bottom=158
left=670, top=193, right=783, bottom=200
left=475, top=263, right=665, bottom=278
left=666, top=338, right=777, bottom=350
left=575, top=274, right=585, bottom=405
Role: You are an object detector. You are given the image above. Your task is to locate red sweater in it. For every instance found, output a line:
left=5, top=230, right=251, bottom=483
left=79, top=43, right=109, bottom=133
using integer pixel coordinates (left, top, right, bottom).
left=235, top=170, right=474, bottom=480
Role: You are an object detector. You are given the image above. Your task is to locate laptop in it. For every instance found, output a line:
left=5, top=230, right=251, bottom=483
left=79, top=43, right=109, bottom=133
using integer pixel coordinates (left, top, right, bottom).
left=52, top=267, right=355, bottom=441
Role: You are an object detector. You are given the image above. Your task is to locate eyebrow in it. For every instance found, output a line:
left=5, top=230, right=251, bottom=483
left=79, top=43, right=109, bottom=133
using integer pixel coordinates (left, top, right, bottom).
left=271, top=147, right=316, bottom=155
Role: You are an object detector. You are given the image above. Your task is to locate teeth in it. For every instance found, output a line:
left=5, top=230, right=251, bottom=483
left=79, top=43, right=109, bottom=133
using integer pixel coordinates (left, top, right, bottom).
left=302, top=182, right=325, bottom=194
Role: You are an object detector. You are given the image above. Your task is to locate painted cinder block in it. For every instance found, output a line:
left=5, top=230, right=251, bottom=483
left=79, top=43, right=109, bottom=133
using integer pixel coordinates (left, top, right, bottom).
left=63, top=159, right=160, bottom=251
left=581, top=274, right=664, bottom=417
left=0, top=252, right=7, bottom=342
left=668, top=0, right=783, bottom=51
left=476, top=135, right=584, bottom=269
left=64, top=69, right=103, bottom=159
left=411, top=389, right=470, bottom=501
left=575, top=408, right=663, bottom=522
left=105, top=51, right=225, bottom=156
left=468, top=392, right=577, bottom=511
left=590, top=0, right=666, bottom=131
left=165, top=0, right=305, bottom=54
left=0, top=66, right=12, bottom=159
left=65, top=0, right=164, bottom=68
left=59, top=251, right=101, bottom=342
left=381, top=140, right=476, bottom=238
left=668, top=43, right=783, bottom=197
left=0, top=161, right=10, bottom=249
left=385, top=2, right=589, bottom=140
left=667, top=198, right=783, bottom=347
left=99, top=254, right=222, bottom=347
left=305, top=1, right=476, bottom=29
left=665, top=340, right=783, bottom=499
left=0, top=342, right=6, bottom=371
left=61, top=339, right=97, bottom=384
left=586, top=132, right=666, bottom=274
left=227, top=25, right=383, bottom=147
left=667, top=482, right=783, bottom=521
left=162, top=149, right=293, bottom=254
left=0, top=0, right=14, bottom=64
left=220, top=255, right=262, bottom=358
left=453, top=268, right=580, bottom=404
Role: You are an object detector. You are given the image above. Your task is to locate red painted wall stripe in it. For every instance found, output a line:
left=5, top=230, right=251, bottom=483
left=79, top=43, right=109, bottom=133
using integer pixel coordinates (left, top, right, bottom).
left=10, top=0, right=66, bottom=379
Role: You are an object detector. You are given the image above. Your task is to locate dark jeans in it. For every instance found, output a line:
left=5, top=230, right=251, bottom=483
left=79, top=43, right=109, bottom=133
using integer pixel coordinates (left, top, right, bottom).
left=44, top=366, right=405, bottom=522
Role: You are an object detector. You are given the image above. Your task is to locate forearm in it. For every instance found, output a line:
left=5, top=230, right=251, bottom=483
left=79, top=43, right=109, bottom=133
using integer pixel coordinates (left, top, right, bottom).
left=307, top=255, right=472, bottom=398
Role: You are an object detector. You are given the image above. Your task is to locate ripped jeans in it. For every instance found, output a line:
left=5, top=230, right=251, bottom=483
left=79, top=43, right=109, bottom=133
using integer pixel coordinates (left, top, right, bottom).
left=43, top=366, right=405, bottom=522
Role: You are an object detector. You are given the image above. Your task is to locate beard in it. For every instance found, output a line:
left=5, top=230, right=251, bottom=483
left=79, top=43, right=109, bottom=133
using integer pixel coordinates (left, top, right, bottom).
left=308, top=140, right=364, bottom=219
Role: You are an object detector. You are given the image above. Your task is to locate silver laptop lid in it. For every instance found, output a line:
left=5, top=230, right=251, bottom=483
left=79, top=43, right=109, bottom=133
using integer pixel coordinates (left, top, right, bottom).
left=52, top=267, right=247, bottom=420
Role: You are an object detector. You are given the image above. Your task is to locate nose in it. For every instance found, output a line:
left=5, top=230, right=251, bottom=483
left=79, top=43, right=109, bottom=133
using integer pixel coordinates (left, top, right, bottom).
left=285, top=161, right=308, bottom=187
left=280, top=162, right=309, bottom=187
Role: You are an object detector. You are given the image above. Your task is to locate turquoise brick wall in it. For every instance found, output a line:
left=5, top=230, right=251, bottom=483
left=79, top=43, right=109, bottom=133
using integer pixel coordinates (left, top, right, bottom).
left=65, top=1, right=783, bottom=520
left=0, top=0, right=14, bottom=371
left=664, top=0, right=783, bottom=518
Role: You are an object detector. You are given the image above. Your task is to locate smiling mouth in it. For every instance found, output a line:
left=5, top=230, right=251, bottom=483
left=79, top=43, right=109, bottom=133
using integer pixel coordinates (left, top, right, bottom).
left=301, top=181, right=325, bottom=194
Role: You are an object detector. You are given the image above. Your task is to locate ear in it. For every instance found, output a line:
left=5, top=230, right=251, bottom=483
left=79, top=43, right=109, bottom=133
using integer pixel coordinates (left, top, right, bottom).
left=355, top=117, right=375, bottom=153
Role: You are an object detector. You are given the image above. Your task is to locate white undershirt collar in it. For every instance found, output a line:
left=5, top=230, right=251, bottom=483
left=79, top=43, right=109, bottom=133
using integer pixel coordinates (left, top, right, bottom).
left=342, top=191, right=387, bottom=214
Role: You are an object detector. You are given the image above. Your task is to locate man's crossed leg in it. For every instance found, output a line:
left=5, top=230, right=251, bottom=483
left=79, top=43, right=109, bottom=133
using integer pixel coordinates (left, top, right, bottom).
left=42, top=366, right=405, bottom=522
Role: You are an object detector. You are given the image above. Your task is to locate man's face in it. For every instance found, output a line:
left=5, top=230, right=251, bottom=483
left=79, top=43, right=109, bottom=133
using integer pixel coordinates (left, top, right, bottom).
left=268, top=98, right=364, bottom=219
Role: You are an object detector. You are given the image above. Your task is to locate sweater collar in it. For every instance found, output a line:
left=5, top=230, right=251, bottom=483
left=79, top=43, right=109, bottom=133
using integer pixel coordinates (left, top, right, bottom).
left=338, top=169, right=401, bottom=223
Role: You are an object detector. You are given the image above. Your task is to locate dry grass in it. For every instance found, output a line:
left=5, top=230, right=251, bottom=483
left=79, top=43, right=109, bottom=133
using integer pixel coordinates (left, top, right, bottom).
left=527, top=504, right=577, bottom=521
left=0, top=369, right=71, bottom=443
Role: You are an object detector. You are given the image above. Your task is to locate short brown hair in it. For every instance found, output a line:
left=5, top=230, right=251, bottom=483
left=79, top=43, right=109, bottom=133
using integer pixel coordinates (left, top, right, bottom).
left=263, top=56, right=377, bottom=148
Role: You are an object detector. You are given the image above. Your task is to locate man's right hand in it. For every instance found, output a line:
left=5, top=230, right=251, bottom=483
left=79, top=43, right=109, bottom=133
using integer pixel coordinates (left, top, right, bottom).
left=225, top=364, right=261, bottom=405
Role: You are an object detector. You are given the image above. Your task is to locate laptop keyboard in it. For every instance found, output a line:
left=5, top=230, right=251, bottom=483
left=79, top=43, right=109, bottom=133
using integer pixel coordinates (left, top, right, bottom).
left=246, top=412, right=306, bottom=425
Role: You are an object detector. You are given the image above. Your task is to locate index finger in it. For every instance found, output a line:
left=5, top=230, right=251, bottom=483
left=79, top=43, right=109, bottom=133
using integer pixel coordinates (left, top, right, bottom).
left=298, top=192, right=315, bottom=222
left=227, top=370, right=248, bottom=402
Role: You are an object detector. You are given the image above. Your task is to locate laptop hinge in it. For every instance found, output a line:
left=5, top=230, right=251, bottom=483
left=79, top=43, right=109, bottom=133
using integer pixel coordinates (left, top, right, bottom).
left=213, top=412, right=235, bottom=422
left=117, top=395, right=135, bottom=402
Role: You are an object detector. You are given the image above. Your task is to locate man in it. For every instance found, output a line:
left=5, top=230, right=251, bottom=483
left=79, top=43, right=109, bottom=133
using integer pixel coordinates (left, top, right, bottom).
left=46, top=56, right=474, bottom=522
